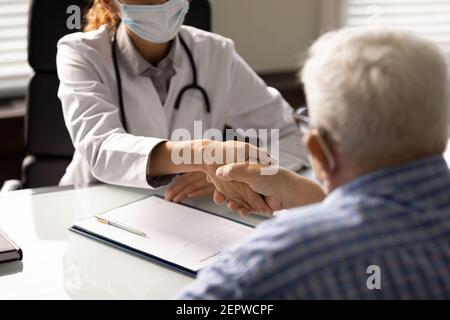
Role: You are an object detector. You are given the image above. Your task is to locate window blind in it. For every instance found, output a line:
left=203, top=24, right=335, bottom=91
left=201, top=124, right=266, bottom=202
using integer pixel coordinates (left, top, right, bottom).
left=343, top=0, right=450, bottom=53
left=0, top=0, right=31, bottom=98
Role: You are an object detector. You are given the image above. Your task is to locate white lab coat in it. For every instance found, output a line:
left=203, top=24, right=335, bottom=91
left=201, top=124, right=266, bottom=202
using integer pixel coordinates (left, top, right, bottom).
left=56, top=25, right=309, bottom=189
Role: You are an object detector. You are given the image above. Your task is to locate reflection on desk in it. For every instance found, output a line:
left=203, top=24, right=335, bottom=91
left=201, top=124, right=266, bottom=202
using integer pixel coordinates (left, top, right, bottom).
left=0, top=261, right=23, bottom=277
left=64, top=232, right=193, bottom=299
left=0, top=183, right=267, bottom=299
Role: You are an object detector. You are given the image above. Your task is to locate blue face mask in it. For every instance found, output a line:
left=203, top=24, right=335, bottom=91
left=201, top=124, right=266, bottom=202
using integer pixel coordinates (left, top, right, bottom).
left=115, top=0, right=190, bottom=43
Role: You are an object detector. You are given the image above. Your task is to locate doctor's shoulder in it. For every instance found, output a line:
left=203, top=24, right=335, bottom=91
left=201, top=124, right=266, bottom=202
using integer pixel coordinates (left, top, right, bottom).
left=56, top=25, right=112, bottom=64
left=179, top=25, right=236, bottom=55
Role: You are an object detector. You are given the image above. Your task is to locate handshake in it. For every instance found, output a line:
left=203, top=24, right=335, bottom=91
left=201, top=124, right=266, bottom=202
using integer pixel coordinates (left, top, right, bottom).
left=165, top=140, right=325, bottom=216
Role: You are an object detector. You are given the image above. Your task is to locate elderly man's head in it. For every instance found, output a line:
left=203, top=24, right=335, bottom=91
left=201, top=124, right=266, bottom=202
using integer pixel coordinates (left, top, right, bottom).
left=301, top=28, right=449, bottom=191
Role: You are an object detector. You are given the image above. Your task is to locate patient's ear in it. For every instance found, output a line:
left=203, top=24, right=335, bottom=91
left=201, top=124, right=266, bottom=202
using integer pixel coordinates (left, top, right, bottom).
left=303, top=129, right=336, bottom=174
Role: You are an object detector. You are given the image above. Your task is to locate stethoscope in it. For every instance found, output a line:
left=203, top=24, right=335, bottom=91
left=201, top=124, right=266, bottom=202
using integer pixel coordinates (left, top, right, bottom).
left=111, top=24, right=211, bottom=132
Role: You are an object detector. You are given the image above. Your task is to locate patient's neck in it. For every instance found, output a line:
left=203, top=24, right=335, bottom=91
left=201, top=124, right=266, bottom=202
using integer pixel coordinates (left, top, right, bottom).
left=127, top=29, right=172, bottom=66
left=327, top=148, right=445, bottom=192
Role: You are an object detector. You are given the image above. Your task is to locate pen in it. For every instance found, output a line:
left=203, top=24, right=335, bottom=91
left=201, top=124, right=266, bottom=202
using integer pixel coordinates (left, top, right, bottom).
left=94, top=214, right=147, bottom=237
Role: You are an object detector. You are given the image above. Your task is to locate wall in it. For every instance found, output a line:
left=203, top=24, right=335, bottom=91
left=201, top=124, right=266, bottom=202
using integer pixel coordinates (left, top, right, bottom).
left=211, top=0, right=321, bottom=73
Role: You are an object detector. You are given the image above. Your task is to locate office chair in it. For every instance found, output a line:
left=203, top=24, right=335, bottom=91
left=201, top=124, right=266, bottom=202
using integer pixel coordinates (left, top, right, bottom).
left=22, top=0, right=212, bottom=189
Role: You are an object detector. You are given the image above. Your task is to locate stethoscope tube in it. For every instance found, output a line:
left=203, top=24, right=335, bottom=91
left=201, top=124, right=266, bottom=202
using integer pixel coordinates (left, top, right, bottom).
left=111, top=24, right=211, bottom=133
left=111, top=29, right=128, bottom=132
left=175, top=36, right=211, bottom=113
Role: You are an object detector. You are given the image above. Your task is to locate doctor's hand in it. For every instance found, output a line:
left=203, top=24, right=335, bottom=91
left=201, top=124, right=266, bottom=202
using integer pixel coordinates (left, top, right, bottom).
left=165, top=172, right=214, bottom=203
left=199, top=141, right=275, bottom=216
left=212, top=163, right=326, bottom=215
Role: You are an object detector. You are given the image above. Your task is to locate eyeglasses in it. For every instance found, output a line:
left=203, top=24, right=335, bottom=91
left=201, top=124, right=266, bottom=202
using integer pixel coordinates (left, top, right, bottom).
left=292, top=106, right=311, bottom=131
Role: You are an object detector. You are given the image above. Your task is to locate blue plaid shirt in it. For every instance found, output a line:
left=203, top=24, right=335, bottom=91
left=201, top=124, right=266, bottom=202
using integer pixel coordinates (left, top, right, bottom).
left=177, top=155, right=450, bottom=299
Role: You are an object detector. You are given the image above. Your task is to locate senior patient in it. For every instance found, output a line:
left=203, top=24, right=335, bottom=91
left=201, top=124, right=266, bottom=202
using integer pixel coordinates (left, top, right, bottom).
left=177, top=28, right=450, bottom=299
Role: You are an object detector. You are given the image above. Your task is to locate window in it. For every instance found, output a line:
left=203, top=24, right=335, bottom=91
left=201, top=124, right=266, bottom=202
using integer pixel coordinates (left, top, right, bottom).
left=342, top=0, right=450, bottom=54
left=0, top=0, right=32, bottom=99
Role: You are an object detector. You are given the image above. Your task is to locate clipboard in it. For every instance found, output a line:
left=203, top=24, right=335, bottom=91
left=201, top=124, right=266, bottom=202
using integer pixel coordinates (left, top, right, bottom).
left=70, top=195, right=255, bottom=278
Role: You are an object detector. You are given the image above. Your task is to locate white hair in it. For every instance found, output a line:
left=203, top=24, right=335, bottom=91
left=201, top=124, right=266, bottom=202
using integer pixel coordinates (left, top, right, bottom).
left=301, top=27, right=449, bottom=161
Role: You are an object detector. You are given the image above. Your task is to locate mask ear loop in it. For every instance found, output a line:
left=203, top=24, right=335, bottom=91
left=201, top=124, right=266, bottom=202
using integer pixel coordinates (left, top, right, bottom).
left=315, top=128, right=336, bottom=171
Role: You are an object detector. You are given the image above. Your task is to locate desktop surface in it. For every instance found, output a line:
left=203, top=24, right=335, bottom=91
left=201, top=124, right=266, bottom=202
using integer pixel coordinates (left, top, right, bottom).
left=0, top=184, right=266, bottom=299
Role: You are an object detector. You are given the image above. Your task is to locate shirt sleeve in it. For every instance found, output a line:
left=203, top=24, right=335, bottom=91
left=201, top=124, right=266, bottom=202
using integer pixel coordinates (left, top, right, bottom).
left=56, top=38, right=170, bottom=189
left=224, top=41, right=310, bottom=171
left=176, top=202, right=365, bottom=300
left=175, top=214, right=301, bottom=300
left=176, top=241, right=267, bottom=300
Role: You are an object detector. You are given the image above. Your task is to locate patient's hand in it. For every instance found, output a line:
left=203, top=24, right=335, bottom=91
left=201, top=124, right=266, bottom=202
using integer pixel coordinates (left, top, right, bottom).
left=203, top=164, right=272, bottom=216
left=199, top=141, right=274, bottom=216
left=213, top=163, right=326, bottom=215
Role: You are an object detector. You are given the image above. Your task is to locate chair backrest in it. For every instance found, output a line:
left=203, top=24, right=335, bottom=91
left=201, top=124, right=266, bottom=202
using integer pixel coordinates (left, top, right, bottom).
left=24, top=0, right=212, bottom=188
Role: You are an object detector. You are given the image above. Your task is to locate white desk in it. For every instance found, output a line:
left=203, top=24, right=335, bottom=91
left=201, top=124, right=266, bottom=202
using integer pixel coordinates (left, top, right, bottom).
left=0, top=184, right=267, bottom=299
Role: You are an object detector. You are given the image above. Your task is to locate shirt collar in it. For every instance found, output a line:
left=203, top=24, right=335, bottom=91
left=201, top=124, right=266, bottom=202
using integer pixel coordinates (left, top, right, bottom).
left=116, top=23, right=180, bottom=77
left=325, top=155, right=449, bottom=203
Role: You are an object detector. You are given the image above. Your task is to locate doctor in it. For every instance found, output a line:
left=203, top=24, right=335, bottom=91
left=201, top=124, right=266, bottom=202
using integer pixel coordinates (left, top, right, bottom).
left=56, top=0, right=310, bottom=213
